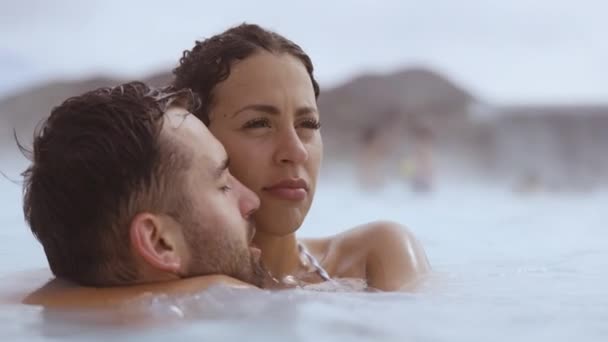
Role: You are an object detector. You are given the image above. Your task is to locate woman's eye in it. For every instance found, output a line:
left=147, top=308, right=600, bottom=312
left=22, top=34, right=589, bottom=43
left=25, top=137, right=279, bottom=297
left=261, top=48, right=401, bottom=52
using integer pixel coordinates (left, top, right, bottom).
left=220, top=184, right=232, bottom=193
left=299, top=119, right=321, bottom=130
left=243, top=118, right=271, bottom=129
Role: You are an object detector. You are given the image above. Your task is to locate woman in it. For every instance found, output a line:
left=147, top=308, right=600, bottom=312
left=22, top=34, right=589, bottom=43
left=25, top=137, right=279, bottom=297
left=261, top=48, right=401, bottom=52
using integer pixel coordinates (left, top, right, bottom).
left=173, top=23, right=430, bottom=291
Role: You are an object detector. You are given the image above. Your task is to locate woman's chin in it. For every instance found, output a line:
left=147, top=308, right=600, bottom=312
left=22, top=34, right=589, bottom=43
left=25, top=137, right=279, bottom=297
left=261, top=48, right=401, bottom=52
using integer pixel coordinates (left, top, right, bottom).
left=254, top=207, right=308, bottom=235
left=255, top=226, right=300, bottom=237
left=254, top=219, right=302, bottom=236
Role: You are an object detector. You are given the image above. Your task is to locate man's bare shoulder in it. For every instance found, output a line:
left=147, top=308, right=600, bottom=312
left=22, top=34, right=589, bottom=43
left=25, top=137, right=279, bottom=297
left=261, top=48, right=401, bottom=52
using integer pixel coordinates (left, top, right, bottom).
left=23, top=273, right=257, bottom=309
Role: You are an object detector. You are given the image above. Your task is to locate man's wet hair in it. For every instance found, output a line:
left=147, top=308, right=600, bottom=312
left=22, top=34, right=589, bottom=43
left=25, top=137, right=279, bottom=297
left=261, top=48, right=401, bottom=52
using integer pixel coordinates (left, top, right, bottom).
left=21, top=81, right=199, bottom=286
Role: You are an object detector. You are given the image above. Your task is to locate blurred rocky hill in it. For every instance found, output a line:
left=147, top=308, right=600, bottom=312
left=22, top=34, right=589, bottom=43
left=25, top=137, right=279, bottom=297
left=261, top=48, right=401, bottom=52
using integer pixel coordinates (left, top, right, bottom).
left=1, top=67, right=606, bottom=190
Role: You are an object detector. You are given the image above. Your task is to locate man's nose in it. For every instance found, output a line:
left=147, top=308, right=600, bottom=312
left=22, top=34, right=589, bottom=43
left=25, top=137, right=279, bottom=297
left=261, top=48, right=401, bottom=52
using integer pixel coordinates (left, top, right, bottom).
left=234, top=176, right=260, bottom=218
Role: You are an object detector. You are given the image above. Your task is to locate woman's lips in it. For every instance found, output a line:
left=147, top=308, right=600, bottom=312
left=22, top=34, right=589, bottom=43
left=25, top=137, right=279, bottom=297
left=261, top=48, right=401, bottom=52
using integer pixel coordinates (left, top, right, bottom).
left=264, top=187, right=307, bottom=201
left=263, top=179, right=308, bottom=201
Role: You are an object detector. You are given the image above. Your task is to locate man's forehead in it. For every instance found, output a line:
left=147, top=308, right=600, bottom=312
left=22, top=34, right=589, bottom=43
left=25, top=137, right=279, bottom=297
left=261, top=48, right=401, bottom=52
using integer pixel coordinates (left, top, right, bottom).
left=162, top=106, right=227, bottom=173
left=164, top=106, right=195, bottom=129
left=163, top=106, right=207, bottom=141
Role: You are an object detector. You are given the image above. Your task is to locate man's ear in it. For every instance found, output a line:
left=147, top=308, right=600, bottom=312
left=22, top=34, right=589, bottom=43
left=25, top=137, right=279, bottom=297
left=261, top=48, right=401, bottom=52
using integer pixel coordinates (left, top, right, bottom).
left=129, top=213, right=183, bottom=273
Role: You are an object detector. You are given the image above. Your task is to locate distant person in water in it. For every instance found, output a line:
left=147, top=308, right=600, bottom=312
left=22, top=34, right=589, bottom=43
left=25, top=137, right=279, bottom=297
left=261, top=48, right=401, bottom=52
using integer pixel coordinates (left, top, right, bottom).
left=20, top=82, right=268, bottom=308
left=172, top=23, right=431, bottom=291
left=357, top=126, right=387, bottom=190
left=401, top=126, right=434, bottom=192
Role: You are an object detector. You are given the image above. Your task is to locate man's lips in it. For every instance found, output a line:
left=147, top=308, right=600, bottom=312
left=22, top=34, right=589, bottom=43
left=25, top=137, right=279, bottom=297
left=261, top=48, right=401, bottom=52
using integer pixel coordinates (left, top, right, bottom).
left=248, top=225, right=261, bottom=261
left=263, top=179, right=308, bottom=201
left=249, top=245, right=262, bottom=261
left=247, top=223, right=256, bottom=244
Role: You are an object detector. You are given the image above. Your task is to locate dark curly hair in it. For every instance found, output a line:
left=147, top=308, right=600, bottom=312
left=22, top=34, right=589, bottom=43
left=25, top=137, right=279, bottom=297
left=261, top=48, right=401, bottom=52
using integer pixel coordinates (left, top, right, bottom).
left=172, top=23, right=320, bottom=125
left=21, top=82, right=198, bottom=286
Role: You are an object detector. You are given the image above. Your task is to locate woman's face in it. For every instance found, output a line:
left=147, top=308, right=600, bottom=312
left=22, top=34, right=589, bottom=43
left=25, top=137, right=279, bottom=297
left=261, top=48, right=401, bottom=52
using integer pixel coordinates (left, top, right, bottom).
left=207, top=51, right=322, bottom=236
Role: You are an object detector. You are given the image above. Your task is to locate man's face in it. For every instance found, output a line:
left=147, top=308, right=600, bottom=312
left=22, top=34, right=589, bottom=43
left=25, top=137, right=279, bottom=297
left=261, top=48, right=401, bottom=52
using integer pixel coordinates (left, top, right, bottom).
left=163, top=107, right=265, bottom=286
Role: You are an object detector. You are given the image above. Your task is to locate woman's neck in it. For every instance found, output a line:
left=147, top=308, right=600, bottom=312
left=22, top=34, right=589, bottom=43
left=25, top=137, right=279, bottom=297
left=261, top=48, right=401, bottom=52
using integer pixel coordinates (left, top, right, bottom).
left=253, top=231, right=301, bottom=279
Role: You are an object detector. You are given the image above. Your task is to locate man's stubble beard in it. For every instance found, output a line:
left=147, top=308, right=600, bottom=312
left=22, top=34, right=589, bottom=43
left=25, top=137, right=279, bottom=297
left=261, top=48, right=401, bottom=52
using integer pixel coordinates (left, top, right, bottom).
left=182, top=219, right=267, bottom=288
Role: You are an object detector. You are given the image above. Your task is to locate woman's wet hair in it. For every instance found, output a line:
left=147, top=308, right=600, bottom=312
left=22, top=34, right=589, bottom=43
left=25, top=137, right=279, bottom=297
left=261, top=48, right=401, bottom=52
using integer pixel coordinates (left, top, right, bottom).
left=172, top=23, right=320, bottom=125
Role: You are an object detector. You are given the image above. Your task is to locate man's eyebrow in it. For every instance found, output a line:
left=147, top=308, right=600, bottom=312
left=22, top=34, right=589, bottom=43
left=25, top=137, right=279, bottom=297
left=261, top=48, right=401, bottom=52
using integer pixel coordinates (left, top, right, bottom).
left=214, top=156, right=230, bottom=180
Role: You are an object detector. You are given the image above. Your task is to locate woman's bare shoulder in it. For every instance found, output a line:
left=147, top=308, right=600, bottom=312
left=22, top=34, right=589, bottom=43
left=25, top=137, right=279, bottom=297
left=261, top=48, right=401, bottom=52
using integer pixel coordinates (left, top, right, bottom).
left=301, top=221, right=430, bottom=286
left=328, top=220, right=415, bottom=248
left=301, top=221, right=408, bottom=253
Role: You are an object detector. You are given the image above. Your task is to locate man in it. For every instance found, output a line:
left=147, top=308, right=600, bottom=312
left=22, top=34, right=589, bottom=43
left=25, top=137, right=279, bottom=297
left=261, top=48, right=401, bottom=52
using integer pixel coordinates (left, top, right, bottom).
left=21, top=82, right=266, bottom=307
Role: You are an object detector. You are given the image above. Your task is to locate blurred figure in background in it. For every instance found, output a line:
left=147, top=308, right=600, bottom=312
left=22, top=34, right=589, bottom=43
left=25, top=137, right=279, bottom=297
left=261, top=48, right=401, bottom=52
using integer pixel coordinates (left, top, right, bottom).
left=357, top=125, right=388, bottom=191
left=410, top=125, right=435, bottom=193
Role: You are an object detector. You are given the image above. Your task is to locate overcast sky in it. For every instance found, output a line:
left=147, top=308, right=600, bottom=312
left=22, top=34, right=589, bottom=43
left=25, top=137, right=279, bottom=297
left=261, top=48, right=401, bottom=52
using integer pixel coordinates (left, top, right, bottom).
left=1, top=0, right=607, bottom=104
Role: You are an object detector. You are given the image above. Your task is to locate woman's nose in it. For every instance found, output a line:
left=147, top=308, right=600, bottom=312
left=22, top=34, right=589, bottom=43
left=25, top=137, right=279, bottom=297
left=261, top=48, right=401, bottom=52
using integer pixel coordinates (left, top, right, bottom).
left=273, top=128, right=309, bottom=165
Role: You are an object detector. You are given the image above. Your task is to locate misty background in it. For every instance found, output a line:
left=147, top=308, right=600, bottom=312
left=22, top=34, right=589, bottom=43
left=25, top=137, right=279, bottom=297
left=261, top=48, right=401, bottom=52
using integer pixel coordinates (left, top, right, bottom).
left=1, top=0, right=607, bottom=191
left=1, top=4, right=608, bottom=340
